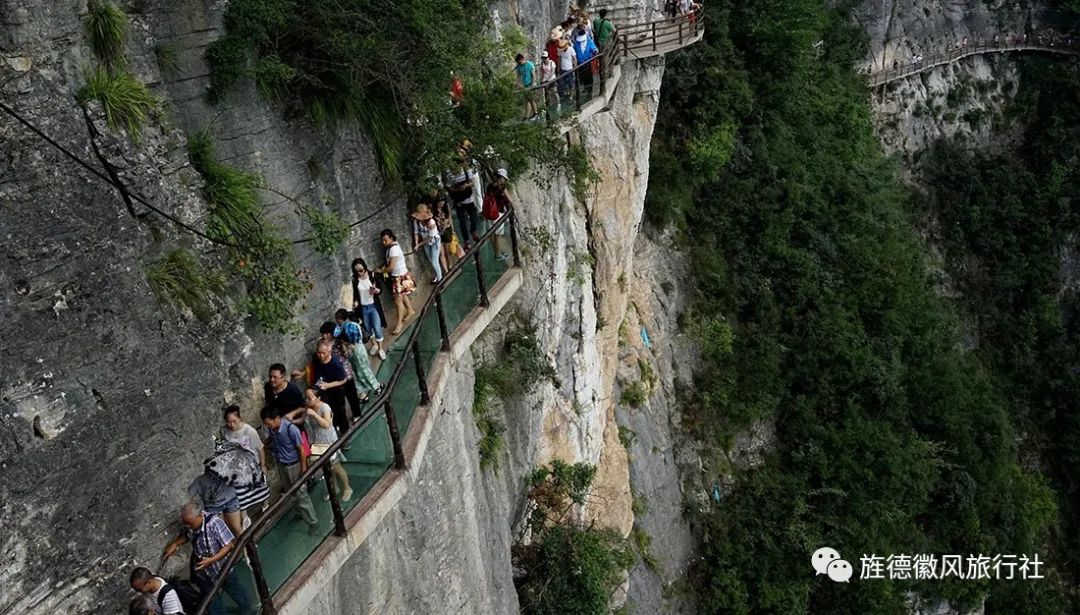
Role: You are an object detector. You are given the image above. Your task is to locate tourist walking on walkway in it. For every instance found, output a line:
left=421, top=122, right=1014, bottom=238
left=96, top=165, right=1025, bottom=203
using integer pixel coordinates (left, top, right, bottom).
left=161, top=499, right=253, bottom=615
left=378, top=229, right=416, bottom=336
left=547, top=28, right=564, bottom=76
left=539, top=50, right=558, bottom=111
left=572, top=27, right=597, bottom=91
left=220, top=406, right=270, bottom=525
left=557, top=37, right=578, bottom=102
left=445, top=163, right=480, bottom=247
left=351, top=258, right=387, bottom=360
left=515, top=53, right=538, bottom=120
left=288, top=387, right=353, bottom=502
left=311, top=338, right=353, bottom=435
left=334, top=309, right=381, bottom=401
left=265, top=363, right=305, bottom=417
left=129, top=567, right=184, bottom=615
left=593, top=9, right=615, bottom=50
left=428, top=189, right=457, bottom=271
left=260, top=407, right=319, bottom=533
left=187, top=469, right=243, bottom=539
left=482, top=168, right=513, bottom=261
left=412, top=203, right=444, bottom=284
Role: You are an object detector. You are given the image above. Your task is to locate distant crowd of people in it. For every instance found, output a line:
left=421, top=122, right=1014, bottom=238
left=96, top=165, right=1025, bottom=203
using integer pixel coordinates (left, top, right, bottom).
left=866, top=27, right=1078, bottom=76
left=125, top=141, right=517, bottom=615
left=512, top=4, right=616, bottom=120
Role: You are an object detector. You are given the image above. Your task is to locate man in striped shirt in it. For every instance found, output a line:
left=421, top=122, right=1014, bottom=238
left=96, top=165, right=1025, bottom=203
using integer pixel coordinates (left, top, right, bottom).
left=162, top=498, right=253, bottom=615
left=129, top=566, right=184, bottom=614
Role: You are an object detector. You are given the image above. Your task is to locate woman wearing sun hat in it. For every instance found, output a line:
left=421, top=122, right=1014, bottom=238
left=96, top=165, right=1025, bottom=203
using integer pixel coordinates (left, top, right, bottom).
left=411, top=203, right=443, bottom=284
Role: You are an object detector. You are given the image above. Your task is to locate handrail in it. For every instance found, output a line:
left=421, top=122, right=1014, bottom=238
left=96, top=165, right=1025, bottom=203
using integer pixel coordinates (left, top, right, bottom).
left=192, top=7, right=711, bottom=610
left=192, top=208, right=520, bottom=615
left=867, top=36, right=1080, bottom=86
left=520, top=7, right=704, bottom=119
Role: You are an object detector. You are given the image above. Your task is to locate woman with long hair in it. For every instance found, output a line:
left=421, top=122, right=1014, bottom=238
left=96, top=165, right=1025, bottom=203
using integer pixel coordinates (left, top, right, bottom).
left=351, top=257, right=387, bottom=359
left=376, top=229, right=416, bottom=336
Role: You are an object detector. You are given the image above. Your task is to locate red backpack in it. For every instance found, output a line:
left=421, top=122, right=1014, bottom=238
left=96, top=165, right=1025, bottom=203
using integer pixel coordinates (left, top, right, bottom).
left=481, top=191, right=500, bottom=221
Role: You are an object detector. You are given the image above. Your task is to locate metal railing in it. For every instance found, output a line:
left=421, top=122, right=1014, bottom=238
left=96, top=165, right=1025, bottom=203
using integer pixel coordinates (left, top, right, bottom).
left=618, top=7, right=705, bottom=57
left=191, top=207, right=523, bottom=615
left=194, top=10, right=709, bottom=613
left=867, top=30, right=1080, bottom=87
left=520, top=8, right=705, bottom=117
left=523, top=44, right=618, bottom=117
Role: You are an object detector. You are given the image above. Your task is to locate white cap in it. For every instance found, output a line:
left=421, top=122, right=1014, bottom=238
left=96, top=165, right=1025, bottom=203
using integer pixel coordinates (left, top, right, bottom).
left=496, top=168, right=509, bottom=180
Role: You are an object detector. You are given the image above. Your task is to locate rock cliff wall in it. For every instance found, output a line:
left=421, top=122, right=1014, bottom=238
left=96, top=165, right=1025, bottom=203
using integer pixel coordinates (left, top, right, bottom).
left=854, top=0, right=1035, bottom=156
left=0, top=0, right=693, bottom=612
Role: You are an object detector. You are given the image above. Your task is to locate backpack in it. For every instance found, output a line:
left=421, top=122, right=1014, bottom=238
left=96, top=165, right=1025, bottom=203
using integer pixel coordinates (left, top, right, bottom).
left=481, top=191, right=500, bottom=221
left=160, top=577, right=202, bottom=614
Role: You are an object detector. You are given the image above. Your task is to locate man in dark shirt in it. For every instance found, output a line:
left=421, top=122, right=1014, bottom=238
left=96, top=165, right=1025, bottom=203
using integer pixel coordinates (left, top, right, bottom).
left=264, top=363, right=305, bottom=417
left=312, top=340, right=351, bottom=434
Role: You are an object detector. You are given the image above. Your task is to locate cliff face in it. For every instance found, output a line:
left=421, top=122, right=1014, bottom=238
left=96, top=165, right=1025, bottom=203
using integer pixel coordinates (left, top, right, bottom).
left=0, top=0, right=694, bottom=612
left=854, top=0, right=1034, bottom=156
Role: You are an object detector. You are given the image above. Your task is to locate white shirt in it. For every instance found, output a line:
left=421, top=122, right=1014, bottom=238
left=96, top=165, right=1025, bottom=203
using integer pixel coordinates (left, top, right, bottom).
left=355, top=275, right=375, bottom=306
left=387, top=243, right=408, bottom=276
left=152, top=577, right=184, bottom=614
left=540, top=58, right=557, bottom=82
left=558, top=44, right=577, bottom=71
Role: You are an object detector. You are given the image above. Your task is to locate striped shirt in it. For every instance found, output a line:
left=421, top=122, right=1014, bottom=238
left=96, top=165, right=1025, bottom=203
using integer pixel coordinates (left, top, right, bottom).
left=186, top=513, right=234, bottom=581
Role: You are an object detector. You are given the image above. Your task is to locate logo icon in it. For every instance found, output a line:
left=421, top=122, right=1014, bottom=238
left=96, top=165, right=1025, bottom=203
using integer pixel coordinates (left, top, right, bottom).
left=827, top=559, right=853, bottom=583
left=812, top=547, right=852, bottom=582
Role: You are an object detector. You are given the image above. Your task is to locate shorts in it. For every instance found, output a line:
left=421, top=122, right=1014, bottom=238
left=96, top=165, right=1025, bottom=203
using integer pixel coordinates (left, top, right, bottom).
left=391, top=273, right=416, bottom=297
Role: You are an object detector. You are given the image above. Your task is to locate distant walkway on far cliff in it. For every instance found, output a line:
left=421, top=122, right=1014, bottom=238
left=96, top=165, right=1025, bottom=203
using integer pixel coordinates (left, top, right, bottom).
left=865, top=12, right=1080, bottom=87
left=867, top=36, right=1080, bottom=87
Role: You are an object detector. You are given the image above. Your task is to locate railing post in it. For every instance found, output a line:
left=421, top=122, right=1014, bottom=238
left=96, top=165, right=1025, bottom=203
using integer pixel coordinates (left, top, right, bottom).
left=652, top=22, right=657, bottom=51
left=574, top=70, right=582, bottom=111
left=473, top=249, right=490, bottom=307
left=412, top=340, right=431, bottom=405
left=321, top=462, right=347, bottom=537
left=245, top=542, right=277, bottom=615
left=383, top=401, right=407, bottom=470
left=434, top=290, right=451, bottom=352
left=508, top=210, right=522, bottom=268
left=623, top=34, right=628, bottom=58
left=679, top=20, right=684, bottom=45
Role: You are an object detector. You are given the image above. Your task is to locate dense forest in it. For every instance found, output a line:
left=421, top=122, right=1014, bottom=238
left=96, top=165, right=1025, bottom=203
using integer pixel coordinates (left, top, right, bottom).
left=647, top=1, right=1080, bottom=613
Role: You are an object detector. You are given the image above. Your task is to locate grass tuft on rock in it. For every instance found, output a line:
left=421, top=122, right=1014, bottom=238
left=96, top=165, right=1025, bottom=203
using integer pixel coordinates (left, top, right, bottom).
left=145, top=249, right=223, bottom=321
left=76, top=67, right=158, bottom=140
left=86, top=0, right=129, bottom=71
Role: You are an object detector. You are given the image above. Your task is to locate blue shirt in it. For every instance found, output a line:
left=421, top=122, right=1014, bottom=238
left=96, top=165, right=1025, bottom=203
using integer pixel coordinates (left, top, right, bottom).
left=269, top=420, right=303, bottom=465
left=334, top=320, right=363, bottom=345
left=516, top=60, right=536, bottom=87
left=573, top=36, right=598, bottom=63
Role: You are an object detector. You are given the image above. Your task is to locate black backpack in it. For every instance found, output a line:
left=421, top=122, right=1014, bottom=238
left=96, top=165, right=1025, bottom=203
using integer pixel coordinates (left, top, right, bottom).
left=159, top=577, right=202, bottom=614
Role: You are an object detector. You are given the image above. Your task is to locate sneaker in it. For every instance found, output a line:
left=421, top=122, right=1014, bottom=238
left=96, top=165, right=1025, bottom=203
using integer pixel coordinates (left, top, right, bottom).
left=368, top=346, right=378, bottom=356
left=378, top=349, right=387, bottom=360
left=323, top=493, right=330, bottom=502
left=495, top=253, right=509, bottom=261
left=471, top=231, right=480, bottom=242
left=342, top=488, right=354, bottom=502
left=433, top=277, right=442, bottom=284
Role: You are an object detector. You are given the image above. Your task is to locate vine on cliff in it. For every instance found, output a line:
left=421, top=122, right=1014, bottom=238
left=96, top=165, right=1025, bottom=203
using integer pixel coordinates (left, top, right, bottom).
left=188, top=131, right=310, bottom=333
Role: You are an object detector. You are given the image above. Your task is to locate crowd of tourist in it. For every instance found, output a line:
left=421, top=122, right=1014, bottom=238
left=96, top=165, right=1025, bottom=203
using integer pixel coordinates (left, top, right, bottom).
left=866, top=27, right=1078, bottom=76
left=511, top=3, right=620, bottom=120
left=124, top=141, right=516, bottom=614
